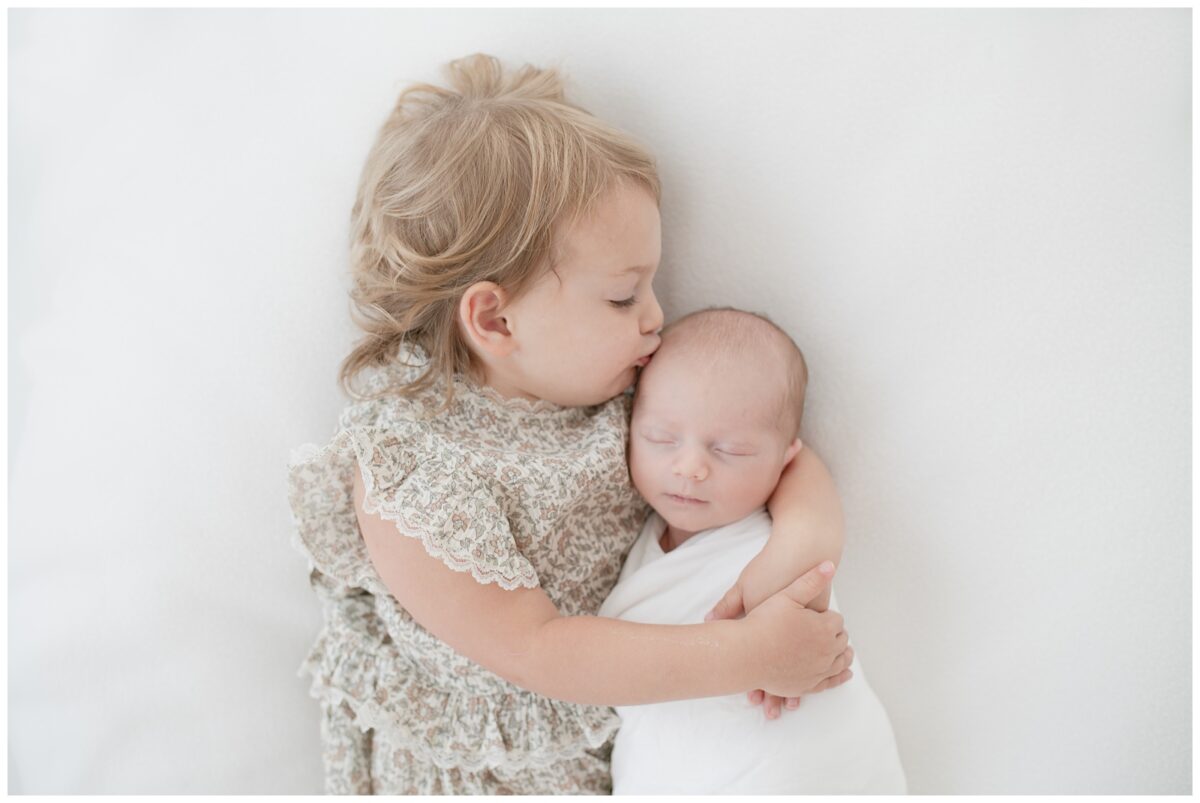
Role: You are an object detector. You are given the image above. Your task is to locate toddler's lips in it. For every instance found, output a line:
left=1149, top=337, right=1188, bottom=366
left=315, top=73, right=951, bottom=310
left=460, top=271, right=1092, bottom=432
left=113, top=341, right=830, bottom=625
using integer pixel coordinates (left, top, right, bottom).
left=664, top=493, right=707, bottom=506
left=634, top=355, right=651, bottom=368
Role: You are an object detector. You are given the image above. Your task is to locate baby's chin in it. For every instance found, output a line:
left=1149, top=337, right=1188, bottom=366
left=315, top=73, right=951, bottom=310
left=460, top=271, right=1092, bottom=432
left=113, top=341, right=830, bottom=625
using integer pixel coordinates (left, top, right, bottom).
left=651, top=503, right=734, bottom=535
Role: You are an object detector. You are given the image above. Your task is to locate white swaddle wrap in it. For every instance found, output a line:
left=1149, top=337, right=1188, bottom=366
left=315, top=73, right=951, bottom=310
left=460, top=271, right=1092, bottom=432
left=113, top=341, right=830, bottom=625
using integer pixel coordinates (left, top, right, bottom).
left=597, top=508, right=907, bottom=794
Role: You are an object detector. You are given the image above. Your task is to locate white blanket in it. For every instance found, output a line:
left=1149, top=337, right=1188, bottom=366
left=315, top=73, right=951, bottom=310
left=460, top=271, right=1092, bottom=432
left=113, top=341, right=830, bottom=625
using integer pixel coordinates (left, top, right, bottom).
left=597, top=509, right=907, bottom=794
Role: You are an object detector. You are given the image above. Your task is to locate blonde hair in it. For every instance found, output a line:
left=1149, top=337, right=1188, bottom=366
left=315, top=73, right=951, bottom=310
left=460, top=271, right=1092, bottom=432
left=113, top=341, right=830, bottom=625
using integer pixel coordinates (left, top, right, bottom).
left=661, top=307, right=809, bottom=438
left=339, top=53, right=661, bottom=408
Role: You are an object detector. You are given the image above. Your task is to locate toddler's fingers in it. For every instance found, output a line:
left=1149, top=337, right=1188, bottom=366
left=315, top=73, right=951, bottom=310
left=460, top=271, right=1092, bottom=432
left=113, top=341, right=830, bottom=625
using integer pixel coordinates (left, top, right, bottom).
left=765, top=695, right=782, bottom=720
left=834, top=646, right=855, bottom=675
left=747, top=689, right=765, bottom=706
left=812, top=669, right=853, bottom=693
left=775, top=561, right=836, bottom=609
left=706, top=584, right=746, bottom=621
left=785, top=696, right=802, bottom=709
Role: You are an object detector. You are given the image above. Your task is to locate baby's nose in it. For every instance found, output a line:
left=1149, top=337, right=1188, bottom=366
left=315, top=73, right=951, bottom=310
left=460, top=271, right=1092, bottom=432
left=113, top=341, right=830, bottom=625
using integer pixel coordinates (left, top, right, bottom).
left=673, top=453, right=708, bottom=481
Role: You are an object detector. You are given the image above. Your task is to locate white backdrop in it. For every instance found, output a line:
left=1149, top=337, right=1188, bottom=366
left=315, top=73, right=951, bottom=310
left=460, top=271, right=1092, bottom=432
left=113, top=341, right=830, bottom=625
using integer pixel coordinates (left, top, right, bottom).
left=8, top=8, right=1191, bottom=794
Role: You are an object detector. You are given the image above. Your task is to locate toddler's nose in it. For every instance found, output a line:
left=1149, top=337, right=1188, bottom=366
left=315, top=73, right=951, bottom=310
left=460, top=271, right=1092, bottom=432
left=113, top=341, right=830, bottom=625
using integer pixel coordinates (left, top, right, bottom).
left=641, top=291, right=664, bottom=335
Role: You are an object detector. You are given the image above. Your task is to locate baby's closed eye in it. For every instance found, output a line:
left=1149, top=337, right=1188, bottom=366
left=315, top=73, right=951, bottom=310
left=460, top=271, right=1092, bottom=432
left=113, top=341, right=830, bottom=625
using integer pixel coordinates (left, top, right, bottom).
left=712, top=439, right=759, bottom=455
left=639, top=429, right=676, bottom=445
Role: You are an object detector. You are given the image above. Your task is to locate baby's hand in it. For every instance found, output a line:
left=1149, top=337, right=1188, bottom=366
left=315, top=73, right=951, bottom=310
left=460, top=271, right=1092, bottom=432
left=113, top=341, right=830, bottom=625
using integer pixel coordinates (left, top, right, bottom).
left=748, top=689, right=801, bottom=719
left=746, top=658, right=854, bottom=720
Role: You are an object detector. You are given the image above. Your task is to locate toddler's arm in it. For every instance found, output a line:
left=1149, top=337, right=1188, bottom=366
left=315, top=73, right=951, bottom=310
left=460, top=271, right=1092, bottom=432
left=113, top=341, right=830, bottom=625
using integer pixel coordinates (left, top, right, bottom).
left=353, top=468, right=850, bottom=706
left=707, top=445, right=848, bottom=718
left=709, top=445, right=844, bottom=619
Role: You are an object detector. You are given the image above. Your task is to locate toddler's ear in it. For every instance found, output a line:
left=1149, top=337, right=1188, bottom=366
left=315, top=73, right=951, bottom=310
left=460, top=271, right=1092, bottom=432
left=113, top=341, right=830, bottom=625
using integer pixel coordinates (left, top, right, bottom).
left=459, top=282, right=514, bottom=357
left=783, top=438, right=803, bottom=465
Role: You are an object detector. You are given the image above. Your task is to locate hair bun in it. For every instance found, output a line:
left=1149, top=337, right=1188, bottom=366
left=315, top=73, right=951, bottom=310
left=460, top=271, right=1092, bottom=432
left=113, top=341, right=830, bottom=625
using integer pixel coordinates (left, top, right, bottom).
left=443, top=53, right=567, bottom=103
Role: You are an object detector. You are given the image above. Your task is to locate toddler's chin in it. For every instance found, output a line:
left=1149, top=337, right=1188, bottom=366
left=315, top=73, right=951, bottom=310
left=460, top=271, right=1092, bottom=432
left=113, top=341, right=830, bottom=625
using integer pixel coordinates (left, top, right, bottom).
left=544, top=382, right=623, bottom=408
left=571, top=372, right=636, bottom=406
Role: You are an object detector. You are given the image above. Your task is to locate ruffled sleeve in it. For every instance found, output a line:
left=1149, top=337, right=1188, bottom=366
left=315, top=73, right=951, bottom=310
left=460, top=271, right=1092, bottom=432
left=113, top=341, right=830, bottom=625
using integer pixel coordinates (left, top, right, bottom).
left=288, top=412, right=540, bottom=593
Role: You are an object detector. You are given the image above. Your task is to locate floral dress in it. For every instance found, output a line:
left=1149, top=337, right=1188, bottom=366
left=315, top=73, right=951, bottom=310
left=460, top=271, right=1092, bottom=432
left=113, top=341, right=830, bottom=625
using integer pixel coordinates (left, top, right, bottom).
left=287, top=347, right=648, bottom=794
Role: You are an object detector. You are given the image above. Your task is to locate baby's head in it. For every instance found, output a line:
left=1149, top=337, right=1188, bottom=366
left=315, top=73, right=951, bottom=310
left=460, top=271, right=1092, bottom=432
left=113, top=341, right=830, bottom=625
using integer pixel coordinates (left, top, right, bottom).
left=339, top=53, right=663, bottom=409
left=630, top=308, right=808, bottom=537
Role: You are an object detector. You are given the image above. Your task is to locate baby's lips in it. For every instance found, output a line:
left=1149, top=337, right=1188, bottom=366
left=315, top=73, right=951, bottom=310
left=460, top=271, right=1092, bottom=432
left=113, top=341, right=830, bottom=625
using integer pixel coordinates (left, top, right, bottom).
left=665, top=492, right=707, bottom=505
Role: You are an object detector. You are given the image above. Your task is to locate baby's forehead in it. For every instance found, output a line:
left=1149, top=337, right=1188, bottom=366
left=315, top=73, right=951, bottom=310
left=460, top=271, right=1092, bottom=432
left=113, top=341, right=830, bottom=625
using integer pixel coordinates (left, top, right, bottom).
left=637, top=349, right=787, bottom=415
left=638, top=308, right=804, bottom=437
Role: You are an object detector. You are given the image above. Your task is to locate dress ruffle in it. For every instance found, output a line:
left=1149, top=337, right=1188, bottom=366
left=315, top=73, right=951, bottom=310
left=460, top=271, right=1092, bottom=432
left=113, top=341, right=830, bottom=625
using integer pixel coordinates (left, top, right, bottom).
left=300, top=623, right=621, bottom=773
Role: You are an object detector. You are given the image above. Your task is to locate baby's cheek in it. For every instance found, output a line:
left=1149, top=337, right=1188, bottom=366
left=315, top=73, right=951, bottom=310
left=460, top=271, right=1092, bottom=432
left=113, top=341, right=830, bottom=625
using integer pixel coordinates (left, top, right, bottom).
left=723, top=467, right=771, bottom=510
left=626, top=446, right=654, bottom=497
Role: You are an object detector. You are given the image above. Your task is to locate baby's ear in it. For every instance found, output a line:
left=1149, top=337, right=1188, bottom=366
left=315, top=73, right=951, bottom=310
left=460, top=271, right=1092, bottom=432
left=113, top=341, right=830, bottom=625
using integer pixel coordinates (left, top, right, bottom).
left=783, top=438, right=803, bottom=465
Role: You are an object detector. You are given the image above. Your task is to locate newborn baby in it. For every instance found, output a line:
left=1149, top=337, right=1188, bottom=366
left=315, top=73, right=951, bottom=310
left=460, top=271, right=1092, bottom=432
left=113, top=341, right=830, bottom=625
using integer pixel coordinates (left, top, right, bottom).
left=598, top=307, right=907, bottom=795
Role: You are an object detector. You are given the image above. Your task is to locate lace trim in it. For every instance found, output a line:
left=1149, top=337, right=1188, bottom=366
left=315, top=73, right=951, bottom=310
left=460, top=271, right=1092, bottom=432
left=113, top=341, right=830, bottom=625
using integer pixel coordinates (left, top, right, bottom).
left=289, top=433, right=539, bottom=591
left=354, top=452, right=539, bottom=591
left=466, top=379, right=572, bottom=415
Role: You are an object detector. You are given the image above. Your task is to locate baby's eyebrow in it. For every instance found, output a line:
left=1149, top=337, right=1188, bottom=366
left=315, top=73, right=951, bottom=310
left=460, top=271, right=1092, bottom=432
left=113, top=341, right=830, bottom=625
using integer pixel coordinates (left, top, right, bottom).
left=613, top=265, right=653, bottom=277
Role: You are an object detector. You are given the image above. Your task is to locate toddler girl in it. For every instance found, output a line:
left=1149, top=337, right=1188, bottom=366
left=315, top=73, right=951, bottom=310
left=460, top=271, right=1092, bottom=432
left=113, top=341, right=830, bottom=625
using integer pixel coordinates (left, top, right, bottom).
left=288, top=53, right=852, bottom=794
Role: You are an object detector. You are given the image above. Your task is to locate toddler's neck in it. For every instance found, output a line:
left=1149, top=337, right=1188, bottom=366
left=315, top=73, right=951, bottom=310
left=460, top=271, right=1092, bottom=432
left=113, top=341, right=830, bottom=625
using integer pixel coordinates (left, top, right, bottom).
left=481, top=376, right=539, bottom=403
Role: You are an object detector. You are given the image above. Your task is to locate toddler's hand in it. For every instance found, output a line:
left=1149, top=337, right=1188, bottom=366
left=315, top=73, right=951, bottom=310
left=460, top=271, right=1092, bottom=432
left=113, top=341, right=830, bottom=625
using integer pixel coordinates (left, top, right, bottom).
left=739, top=561, right=853, bottom=699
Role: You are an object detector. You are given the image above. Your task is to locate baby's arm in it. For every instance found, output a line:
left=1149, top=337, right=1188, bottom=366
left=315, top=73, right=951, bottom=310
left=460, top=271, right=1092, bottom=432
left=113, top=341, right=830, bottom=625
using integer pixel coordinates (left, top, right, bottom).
left=353, top=469, right=849, bottom=705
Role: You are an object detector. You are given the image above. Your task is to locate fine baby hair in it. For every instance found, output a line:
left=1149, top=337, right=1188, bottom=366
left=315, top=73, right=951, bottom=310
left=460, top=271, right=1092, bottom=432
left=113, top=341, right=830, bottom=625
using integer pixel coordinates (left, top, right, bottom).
left=651, top=307, right=809, bottom=438
left=339, top=53, right=661, bottom=407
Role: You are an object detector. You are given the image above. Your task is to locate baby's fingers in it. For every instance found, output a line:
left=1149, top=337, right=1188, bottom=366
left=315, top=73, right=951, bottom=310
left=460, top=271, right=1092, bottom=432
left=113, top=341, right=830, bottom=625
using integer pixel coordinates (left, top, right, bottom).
left=750, top=690, right=800, bottom=718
